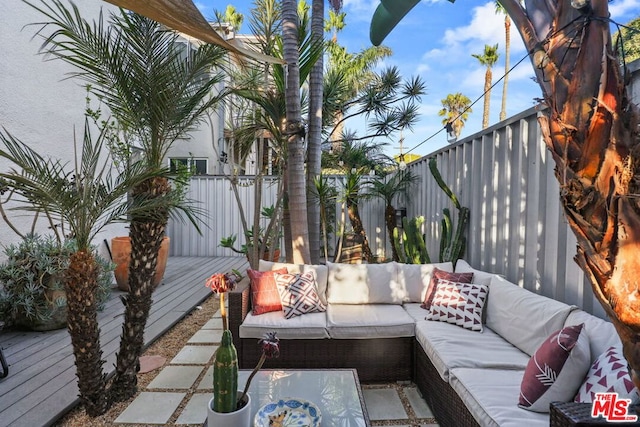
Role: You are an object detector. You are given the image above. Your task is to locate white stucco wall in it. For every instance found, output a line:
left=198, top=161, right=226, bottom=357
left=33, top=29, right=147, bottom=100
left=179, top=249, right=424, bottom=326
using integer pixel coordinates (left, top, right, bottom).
left=0, top=1, right=125, bottom=262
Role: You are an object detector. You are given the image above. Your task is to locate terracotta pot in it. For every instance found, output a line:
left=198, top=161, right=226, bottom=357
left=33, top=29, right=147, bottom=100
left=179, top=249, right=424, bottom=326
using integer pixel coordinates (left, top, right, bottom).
left=112, top=236, right=170, bottom=292
left=261, top=249, right=281, bottom=262
left=207, top=392, right=251, bottom=427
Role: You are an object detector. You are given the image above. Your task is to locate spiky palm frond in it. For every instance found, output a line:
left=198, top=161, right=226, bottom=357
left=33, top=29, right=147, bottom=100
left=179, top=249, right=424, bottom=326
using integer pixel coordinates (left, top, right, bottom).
left=27, top=0, right=228, bottom=168
left=0, top=121, right=170, bottom=250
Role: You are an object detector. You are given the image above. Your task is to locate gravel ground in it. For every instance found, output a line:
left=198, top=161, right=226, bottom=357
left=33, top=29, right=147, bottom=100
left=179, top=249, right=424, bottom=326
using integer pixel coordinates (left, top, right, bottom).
left=54, top=294, right=437, bottom=427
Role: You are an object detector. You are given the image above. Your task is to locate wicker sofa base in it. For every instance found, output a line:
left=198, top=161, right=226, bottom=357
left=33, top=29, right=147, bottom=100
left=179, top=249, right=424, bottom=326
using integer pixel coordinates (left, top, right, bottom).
left=414, top=343, right=479, bottom=427
left=238, top=336, right=413, bottom=382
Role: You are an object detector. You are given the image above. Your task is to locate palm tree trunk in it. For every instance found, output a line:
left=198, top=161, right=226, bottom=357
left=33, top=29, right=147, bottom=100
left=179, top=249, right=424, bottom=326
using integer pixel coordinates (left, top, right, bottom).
left=503, top=0, right=640, bottom=390
left=306, top=0, right=324, bottom=264
left=482, top=69, right=491, bottom=129
left=110, top=177, right=169, bottom=402
left=500, top=16, right=510, bottom=121
left=282, top=0, right=311, bottom=264
left=346, top=199, right=375, bottom=263
left=385, top=203, right=399, bottom=261
left=65, top=250, right=108, bottom=416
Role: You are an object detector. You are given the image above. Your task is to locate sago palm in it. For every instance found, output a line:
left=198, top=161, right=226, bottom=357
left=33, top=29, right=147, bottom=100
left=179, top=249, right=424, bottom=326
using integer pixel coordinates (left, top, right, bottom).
left=28, top=0, right=227, bottom=401
left=0, top=121, right=171, bottom=416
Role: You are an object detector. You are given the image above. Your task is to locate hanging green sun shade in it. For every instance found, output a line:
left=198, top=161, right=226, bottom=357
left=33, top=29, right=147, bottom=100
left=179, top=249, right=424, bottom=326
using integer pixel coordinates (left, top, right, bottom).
left=370, top=0, right=455, bottom=46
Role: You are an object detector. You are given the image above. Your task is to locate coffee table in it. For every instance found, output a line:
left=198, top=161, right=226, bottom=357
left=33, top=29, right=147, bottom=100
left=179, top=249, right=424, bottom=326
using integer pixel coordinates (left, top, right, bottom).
left=206, top=369, right=371, bottom=426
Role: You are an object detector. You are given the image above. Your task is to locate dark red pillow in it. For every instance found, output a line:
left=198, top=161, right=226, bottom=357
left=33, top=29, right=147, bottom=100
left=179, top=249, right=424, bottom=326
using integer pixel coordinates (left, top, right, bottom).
left=421, top=268, right=474, bottom=310
left=248, top=268, right=288, bottom=315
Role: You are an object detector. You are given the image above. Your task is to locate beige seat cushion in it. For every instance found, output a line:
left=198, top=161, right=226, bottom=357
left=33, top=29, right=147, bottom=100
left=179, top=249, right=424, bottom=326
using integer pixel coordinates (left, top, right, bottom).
left=450, top=367, right=549, bottom=427
left=402, top=303, right=428, bottom=322
left=327, top=304, right=415, bottom=339
left=239, top=310, right=328, bottom=339
left=415, top=320, right=530, bottom=381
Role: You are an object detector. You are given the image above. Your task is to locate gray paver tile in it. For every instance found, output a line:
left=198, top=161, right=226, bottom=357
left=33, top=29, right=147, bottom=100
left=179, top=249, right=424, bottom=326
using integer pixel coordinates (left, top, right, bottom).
left=170, top=345, right=217, bottom=364
left=212, top=309, right=222, bottom=318
left=147, top=365, right=204, bottom=389
left=202, top=317, right=223, bottom=330
left=114, top=392, right=185, bottom=424
left=188, top=329, right=222, bottom=344
left=363, top=388, right=408, bottom=421
left=175, top=393, right=212, bottom=425
left=198, top=367, right=250, bottom=390
left=404, top=387, right=434, bottom=419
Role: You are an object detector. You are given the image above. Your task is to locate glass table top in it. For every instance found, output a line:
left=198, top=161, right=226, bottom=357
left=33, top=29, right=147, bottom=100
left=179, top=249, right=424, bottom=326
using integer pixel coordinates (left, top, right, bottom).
left=238, top=369, right=369, bottom=427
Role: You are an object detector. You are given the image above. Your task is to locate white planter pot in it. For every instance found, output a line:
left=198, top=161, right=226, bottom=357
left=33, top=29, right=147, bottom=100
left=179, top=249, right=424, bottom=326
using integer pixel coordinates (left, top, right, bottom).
left=207, top=392, right=251, bottom=427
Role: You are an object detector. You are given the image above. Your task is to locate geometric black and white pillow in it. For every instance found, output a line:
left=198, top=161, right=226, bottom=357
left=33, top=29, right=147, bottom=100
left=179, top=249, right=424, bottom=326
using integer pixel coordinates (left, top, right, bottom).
left=274, top=271, right=326, bottom=319
left=426, top=279, right=488, bottom=332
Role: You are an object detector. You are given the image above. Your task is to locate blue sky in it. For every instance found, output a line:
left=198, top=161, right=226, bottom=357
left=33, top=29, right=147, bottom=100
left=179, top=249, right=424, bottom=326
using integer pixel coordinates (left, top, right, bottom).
left=195, top=0, right=640, bottom=157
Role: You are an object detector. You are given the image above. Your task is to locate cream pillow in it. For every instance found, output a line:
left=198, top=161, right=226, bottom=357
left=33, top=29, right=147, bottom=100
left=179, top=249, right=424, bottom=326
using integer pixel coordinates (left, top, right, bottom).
left=326, top=262, right=402, bottom=304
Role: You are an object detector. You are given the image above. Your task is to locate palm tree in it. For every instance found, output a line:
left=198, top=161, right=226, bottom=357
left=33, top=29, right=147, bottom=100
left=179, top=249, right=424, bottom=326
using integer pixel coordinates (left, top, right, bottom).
left=216, top=5, right=244, bottom=32
left=367, top=170, right=420, bottom=261
left=324, top=8, right=346, bottom=43
left=495, top=1, right=511, bottom=121
left=438, top=93, right=472, bottom=139
left=0, top=121, right=170, bottom=415
left=325, top=139, right=392, bottom=263
left=472, top=44, right=499, bottom=129
left=29, top=1, right=227, bottom=402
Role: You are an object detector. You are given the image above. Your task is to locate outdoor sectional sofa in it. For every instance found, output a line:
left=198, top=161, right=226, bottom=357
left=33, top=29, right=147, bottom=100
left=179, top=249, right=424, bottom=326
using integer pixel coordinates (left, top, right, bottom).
left=228, top=259, right=631, bottom=426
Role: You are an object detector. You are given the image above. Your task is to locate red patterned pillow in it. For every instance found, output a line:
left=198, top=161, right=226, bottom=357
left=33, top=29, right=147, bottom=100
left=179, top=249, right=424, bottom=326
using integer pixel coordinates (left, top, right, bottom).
left=519, top=324, right=591, bottom=412
left=274, top=271, right=326, bottom=319
left=574, top=346, right=640, bottom=403
left=421, top=268, right=474, bottom=310
left=425, top=280, right=488, bottom=332
left=248, top=268, right=288, bottom=315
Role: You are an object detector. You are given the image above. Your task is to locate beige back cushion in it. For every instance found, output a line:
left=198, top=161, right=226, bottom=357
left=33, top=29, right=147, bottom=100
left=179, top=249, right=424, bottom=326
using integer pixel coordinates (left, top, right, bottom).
left=396, top=262, right=453, bottom=302
left=326, top=262, right=402, bottom=304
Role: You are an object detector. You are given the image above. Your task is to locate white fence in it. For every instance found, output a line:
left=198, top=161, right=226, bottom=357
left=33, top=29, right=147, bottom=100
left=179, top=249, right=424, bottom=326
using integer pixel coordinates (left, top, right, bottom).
left=411, top=106, right=605, bottom=318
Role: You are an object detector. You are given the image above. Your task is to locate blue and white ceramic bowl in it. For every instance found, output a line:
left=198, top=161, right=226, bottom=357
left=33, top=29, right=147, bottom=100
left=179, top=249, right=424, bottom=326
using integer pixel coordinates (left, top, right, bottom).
left=254, top=398, right=321, bottom=427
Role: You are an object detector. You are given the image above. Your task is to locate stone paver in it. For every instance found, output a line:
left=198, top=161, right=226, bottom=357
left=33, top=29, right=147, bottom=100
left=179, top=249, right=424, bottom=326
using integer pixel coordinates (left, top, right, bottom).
left=147, top=365, right=204, bottom=389
left=187, top=329, right=222, bottom=344
left=170, top=345, right=216, bottom=364
left=404, top=387, right=434, bottom=418
left=114, top=392, right=185, bottom=424
left=363, top=388, right=408, bottom=421
left=175, top=393, right=211, bottom=425
left=197, top=366, right=213, bottom=390
left=202, top=317, right=223, bottom=330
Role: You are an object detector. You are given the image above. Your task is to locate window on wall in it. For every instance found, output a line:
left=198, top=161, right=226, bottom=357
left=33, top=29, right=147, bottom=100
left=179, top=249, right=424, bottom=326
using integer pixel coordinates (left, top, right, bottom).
left=169, top=158, right=207, bottom=175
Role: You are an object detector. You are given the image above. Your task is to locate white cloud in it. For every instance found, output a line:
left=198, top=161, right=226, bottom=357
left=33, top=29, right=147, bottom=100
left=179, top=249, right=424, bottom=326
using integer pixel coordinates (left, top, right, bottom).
left=609, top=0, right=640, bottom=19
left=343, top=0, right=379, bottom=18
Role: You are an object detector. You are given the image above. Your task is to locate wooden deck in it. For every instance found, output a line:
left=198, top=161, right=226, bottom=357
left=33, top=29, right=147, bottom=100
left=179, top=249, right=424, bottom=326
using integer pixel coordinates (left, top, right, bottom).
left=0, top=256, right=248, bottom=427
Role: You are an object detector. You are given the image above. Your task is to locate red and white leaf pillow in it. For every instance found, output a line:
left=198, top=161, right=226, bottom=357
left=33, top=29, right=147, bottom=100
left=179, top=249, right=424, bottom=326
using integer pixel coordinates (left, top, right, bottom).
left=425, top=280, right=488, bottom=332
left=519, top=323, right=591, bottom=412
left=574, top=346, right=640, bottom=403
left=274, top=271, right=326, bottom=319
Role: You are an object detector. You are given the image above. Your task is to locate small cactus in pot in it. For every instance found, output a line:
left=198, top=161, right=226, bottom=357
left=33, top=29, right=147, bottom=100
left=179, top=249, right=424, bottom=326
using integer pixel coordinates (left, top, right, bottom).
left=205, top=271, right=280, bottom=415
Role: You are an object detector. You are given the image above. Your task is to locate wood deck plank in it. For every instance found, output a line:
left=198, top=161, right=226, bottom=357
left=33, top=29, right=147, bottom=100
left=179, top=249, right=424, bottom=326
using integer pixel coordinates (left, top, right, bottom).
left=0, top=256, right=248, bottom=427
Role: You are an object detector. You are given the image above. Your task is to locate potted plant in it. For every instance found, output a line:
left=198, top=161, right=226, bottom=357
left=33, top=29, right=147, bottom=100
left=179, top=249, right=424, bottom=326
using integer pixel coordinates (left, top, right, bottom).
left=204, top=271, right=279, bottom=426
left=111, top=235, right=170, bottom=292
left=0, top=234, right=113, bottom=332
left=220, top=206, right=282, bottom=263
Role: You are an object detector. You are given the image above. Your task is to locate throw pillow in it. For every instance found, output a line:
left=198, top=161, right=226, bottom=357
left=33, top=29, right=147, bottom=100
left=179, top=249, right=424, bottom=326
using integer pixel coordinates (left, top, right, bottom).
left=519, top=323, right=591, bottom=412
left=421, top=268, right=474, bottom=310
left=247, top=267, right=288, bottom=315
left=425, top=280, right=488, bottom=332
left=274, top=271, right=327, bottom=319
left=574, top=346, right=640, bottom=403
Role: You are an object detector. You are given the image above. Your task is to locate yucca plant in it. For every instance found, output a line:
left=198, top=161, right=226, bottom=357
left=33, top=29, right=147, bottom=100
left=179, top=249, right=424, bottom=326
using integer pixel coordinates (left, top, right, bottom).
left=26, top=0, right=228, bottom=402
left=0, top=119, right=170, bottom=416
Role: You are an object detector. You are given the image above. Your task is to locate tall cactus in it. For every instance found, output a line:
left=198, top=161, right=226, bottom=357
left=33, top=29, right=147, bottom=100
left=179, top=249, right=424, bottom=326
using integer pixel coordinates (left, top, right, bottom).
left=428, top=158, right=469, bottom=264
left=212, top=329, right=238, bottom=413
left=393, top=216, right=431, bottom=264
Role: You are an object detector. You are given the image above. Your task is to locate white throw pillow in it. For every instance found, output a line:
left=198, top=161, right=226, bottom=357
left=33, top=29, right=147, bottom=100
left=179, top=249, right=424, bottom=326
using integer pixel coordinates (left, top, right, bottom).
left=396, top=262, right=453, bottom=303
left=425, top=280, right=488, bottom=332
